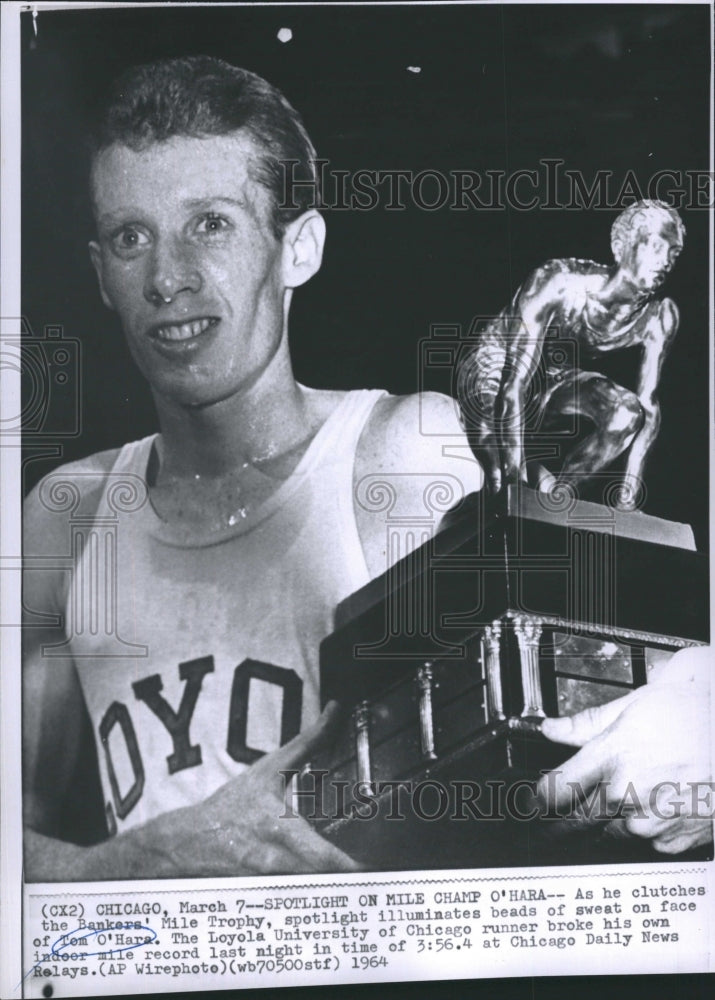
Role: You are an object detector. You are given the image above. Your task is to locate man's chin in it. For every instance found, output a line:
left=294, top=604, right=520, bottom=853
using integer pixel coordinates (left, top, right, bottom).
left=151, top=377, right=251, bottom=413
left=150, top=377, right=223, bottom=410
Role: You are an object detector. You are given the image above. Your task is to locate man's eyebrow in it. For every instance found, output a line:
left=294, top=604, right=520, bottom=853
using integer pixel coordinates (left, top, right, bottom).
left=96, top=210, right=144, bottom=228
left=181, top=196, right=247, bottom=210
left=95, top=196, right=255, bottom=232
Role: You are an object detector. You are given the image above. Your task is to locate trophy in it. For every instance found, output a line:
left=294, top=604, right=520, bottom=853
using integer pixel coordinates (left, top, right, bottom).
left=298, top=204, right=708, bottom=869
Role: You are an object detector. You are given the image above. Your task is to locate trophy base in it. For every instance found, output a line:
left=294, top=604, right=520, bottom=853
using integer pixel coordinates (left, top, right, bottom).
left=309, top=487, right=709, bottom=869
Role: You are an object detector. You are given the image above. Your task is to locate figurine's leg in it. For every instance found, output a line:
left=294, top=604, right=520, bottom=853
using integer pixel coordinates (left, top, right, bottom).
left=457, top=342, right=504, bottom=494
left=527, top=461, right=557, bottom=493
left=472, top=420, right=502, bottom=494
left=543, top=373, right=644, bottom=482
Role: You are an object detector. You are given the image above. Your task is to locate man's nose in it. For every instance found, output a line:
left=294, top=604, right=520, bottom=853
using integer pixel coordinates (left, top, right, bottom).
left=144, top=239, right=202, bottom=305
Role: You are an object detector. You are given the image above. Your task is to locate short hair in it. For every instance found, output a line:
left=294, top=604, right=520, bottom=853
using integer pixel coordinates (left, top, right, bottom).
left=89, top=56, right=319, bottom=239
left=610, top=200, right=685, bottom=262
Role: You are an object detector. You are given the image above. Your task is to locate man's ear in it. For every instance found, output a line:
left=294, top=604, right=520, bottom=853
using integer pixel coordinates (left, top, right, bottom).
left=88, top=241, right=114, bottom=310
left=281, top=210, right=326, bottom=289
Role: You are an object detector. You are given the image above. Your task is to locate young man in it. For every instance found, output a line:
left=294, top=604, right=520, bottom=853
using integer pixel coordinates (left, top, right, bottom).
left=457, top=200, right=684, bottom=508
left=22, top=56, right=483, bottom=880
left=23, top=58, right=710, bottom=881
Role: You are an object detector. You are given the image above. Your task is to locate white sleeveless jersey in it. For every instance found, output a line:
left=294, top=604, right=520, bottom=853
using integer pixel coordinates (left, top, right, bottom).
left=65, top=390, right=386, bottom=835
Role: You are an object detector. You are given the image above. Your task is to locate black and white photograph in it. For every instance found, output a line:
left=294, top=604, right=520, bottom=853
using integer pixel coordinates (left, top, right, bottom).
left=1, top=0, right=713, bottom=994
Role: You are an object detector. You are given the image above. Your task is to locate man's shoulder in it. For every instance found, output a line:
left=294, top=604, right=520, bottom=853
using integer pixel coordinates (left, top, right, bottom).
left=46, top=446, right=123, bottom=478
left=371, top=389, right=464, bottom=436
left=354, top=391, right=483, bottom=578
left=358, top=390, right=484, bottom=489
left=27, top=446, right=124, bottom=495
left=23, top=446, right=125, bottom=540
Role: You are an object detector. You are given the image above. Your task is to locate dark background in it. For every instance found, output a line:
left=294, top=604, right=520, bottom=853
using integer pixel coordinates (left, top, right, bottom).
left=21, top=3, right=711, bottom=547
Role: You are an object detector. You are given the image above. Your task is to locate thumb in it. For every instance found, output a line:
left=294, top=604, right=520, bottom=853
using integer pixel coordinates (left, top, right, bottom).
left=254, top=701, right=343, bottom=787
left=541, top=690, right=636, bottom=747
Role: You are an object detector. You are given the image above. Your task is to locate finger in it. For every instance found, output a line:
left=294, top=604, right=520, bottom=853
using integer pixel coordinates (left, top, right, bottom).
left=541, top=691, right=636, bottom=747
left=602, top=818, right=633, bottom=841
left=652, top=820, right=713, bottom=855
left=537, top=736, right=614, bottom=813
left=621, top=814, right=668, bottom=840
left=256, top=701, right=343, bottom=780
left=267, top=814, right=364, bottom=873
left=651, top=834, right=695, bottom=855
left=601, top=812, right=670, bottom=844
left=539, top=791, right=618, bottom=839
left=649, top=645, right=712, bottom=685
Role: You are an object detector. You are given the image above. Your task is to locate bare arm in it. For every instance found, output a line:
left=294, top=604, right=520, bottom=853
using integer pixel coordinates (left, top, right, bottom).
left=23, top=481, right=91, bottom=850
left=623, top=298, right=679, bottom=490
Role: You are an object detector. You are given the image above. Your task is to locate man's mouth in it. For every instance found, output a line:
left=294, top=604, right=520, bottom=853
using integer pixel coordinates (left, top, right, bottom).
left=151, top=317, right=219, bottom=342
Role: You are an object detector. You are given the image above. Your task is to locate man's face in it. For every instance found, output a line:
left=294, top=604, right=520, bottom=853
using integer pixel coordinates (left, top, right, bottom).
left=621, top=219, right=683, bottom=294
left=90, top=133, right=288, bottom=408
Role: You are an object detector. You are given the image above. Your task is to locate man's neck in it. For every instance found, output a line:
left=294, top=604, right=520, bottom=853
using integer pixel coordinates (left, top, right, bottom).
left=151, top=365, right=312, bottom=483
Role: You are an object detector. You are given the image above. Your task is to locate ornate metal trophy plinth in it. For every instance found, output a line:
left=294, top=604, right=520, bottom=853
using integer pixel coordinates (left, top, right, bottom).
left=301, top=487, right=708, bottom=870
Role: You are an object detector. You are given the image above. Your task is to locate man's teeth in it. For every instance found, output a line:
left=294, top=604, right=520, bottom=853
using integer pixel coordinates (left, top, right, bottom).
left=156, top=318, right=214, bottom=341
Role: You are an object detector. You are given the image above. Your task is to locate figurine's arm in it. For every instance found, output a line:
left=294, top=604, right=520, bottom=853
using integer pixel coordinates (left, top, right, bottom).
left=624, top=298, right=679, bottom=489
left=497, top=269, right=556, bottom=485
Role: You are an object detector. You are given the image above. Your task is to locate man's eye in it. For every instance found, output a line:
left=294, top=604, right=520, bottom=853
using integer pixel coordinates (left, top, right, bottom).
left=196, top=214, right=231, bottom=235
left=112, top=228, right=150, bottom=252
